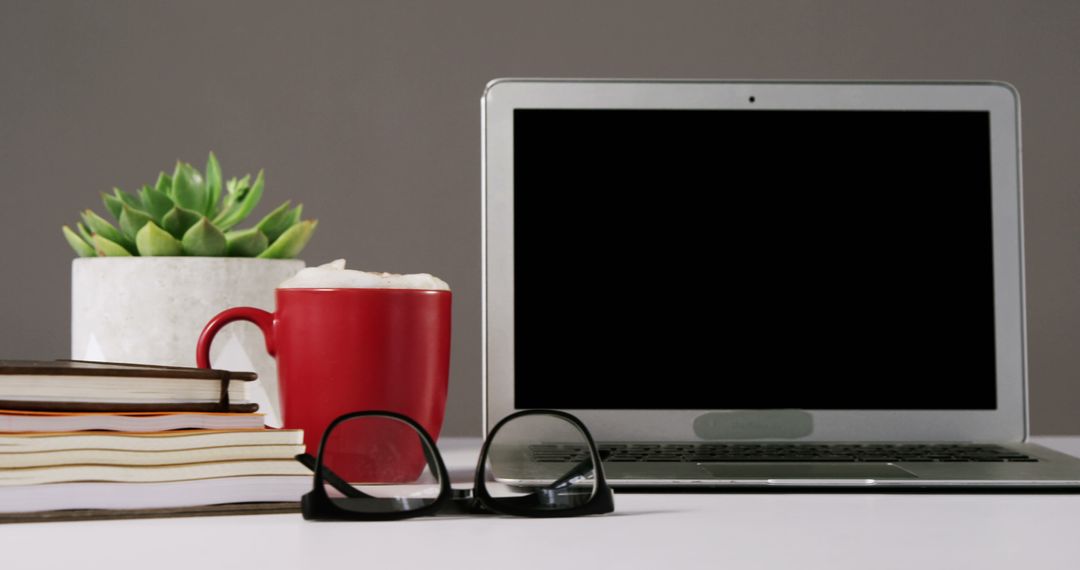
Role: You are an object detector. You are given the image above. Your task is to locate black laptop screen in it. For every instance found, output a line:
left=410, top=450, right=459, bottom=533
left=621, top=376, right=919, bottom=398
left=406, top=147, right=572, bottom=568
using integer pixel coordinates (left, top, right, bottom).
left=513, top=109, right=996, bottom=410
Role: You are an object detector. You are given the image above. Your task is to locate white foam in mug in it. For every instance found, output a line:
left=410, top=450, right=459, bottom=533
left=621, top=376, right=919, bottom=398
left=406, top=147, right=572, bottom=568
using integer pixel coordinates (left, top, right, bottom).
left=279, top=259, right=450, bottom=291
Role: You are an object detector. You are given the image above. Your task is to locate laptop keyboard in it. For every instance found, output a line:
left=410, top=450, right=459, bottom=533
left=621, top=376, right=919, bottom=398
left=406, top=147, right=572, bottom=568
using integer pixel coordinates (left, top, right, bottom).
left=530, top=443, right=1037, bottom=463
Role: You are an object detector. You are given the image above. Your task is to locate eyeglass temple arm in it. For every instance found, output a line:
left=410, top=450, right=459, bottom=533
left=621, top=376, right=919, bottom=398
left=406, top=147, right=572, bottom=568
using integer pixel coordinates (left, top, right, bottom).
left=295, top=453, right=371, bottom=499
left=484, top=449, right=611, bottom=510
left=545, top=449, right=611, bottom=490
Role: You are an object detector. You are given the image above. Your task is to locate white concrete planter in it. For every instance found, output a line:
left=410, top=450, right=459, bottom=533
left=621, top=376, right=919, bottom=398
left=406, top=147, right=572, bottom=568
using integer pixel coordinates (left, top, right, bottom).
left=71, top=257, right=304, bottom=425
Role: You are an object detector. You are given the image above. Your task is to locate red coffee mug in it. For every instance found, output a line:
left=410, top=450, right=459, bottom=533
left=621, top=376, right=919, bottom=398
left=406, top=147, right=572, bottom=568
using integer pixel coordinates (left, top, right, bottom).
left=197, top=288, right=451, bottom=481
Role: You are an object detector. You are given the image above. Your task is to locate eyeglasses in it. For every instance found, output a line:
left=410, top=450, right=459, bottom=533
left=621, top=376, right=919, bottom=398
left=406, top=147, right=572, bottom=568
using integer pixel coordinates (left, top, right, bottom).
left=298, top=409, right=614, bottom=520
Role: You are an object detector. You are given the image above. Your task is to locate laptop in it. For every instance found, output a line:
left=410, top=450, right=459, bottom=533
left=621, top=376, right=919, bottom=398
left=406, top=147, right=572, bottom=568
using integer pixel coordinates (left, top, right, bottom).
left=481, top=79, right=1080, bottom=489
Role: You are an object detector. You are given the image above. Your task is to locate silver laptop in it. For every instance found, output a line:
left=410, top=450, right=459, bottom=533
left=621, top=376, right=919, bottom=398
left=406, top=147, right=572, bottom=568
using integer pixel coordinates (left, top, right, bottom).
left=481, top=79, right=1080, bottom=489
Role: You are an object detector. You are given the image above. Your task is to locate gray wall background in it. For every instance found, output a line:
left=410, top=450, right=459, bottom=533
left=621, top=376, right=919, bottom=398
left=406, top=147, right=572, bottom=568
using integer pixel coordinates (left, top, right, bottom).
left=2, top=0, right=1079, bottom=436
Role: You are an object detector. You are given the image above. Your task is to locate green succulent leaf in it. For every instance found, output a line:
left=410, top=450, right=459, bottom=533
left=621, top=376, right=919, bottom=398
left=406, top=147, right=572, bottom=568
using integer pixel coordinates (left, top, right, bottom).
left=226, top=175, right=250, bottom=195
left=92, top=234, right=132, bottom=257
left=258, top=219, right=317, bottom=259
left=76, top=222, right=93, bottom=244
left=62, top=226, right=95, bottom=257
left=225, top=227, right=269, bottom=257
left=216, top=175, right=251, bottom=220
left=136, top=221, right=183, bottom=256
left=286, top=204, right=303, bottom=228
left=161, top=206, right=203, bottom=239
left=217, top=179, right=239, bottom=217
left=102, top=192, right=124, bottom=220
left=182, top=217, right=228, bottom=256
left=81, top=210, right=134, bottom=253
left=114, top=187, right=141, bottom=210
left=213, top=170, right=263, bottom=231
left=172, top=162, right=208, bottom=215
left=139, top=185, right=174, bottom=223
left=155, top=172, right=172, bottom=194
left=206, top=152, right=222, bottom=218
left=255, top=201, right=294, bottom=243
left=118, top=203, right=155, bottom=242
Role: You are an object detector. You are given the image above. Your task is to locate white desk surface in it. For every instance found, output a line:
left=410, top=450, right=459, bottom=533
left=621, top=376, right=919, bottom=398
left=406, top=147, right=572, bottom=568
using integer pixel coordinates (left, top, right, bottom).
left=5, top=436, right=1080, bottom=570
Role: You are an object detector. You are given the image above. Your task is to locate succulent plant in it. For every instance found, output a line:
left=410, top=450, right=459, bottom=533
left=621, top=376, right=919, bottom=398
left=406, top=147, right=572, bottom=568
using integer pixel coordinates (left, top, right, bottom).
left=62, top=153, right=316, bottom=258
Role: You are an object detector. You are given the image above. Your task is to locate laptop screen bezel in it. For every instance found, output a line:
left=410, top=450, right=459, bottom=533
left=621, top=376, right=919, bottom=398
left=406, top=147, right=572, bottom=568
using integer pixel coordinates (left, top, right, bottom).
left=482, top=79, right=1026, bottom=442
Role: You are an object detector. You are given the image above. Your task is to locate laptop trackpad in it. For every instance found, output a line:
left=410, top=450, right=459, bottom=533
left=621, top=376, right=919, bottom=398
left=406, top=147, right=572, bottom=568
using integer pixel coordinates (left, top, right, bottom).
left=701, top=463, right=918, bottom=480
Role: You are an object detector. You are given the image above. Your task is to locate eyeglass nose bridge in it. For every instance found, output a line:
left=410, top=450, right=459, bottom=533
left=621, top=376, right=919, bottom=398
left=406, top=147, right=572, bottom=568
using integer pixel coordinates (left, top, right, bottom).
left=449, top=487, right=474, bottom=501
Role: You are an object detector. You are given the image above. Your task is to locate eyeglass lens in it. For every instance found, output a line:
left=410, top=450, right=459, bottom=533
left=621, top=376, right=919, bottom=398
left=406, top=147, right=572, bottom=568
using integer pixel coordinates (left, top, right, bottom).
left=321, top=415, right=442, bottom=514
left=482, top=413, right=597, bottom=511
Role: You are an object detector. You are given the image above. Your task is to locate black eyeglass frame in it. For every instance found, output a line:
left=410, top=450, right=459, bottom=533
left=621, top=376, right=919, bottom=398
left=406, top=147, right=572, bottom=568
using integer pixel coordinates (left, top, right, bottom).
left=301, top=409, right=614, bottom=520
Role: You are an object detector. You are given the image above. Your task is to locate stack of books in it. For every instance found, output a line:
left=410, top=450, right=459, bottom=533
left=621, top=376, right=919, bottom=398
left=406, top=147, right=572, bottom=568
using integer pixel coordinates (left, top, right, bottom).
left=0, top=360, right=310, bottom=522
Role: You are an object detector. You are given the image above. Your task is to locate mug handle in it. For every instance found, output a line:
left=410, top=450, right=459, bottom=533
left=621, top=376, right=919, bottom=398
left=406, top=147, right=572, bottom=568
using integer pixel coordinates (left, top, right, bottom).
left=196, top=307, right=276, bottom=368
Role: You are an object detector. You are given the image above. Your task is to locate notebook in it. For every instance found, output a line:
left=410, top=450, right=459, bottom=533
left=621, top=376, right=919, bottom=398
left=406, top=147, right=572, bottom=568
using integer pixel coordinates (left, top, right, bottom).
left=0, top=360, right=256, bottom=412
left=0, top=409, right=266, bottom=432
